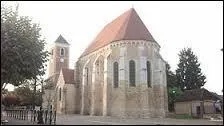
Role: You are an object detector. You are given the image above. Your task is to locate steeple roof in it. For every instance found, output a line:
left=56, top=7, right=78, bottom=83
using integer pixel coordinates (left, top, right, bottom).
left=81, top=8, right=157, bottom=57
left=55, top=35, right=69, bottom=45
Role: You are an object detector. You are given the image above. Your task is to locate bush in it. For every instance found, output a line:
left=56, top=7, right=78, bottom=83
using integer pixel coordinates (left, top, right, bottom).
left=2, top=96, right=21, bottom=107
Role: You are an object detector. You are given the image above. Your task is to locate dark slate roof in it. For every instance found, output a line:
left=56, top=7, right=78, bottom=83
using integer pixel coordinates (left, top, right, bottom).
left=175, top=88, right=222, bottom=102
left=55, top=35, right=69, bottom=44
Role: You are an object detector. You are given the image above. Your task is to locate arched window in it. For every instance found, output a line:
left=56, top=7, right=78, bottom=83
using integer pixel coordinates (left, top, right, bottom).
left=129, top=60, right=136, bottom=87
left=59, top=88, right=61, bottom=101
left=60, top=48, right=65, bottom=56
left=147, top=61, right=151, bottom=88
left=113, top=62, right=119, bottom=88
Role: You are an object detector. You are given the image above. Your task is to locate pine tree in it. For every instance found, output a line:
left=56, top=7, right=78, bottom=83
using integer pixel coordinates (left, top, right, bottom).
left=176, top=48, right=206, bottom=91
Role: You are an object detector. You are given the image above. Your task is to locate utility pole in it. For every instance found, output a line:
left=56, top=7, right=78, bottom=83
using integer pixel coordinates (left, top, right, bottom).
left=41, top=79, right=43, bottom=108
left=221, top=48, right=223, bottom=116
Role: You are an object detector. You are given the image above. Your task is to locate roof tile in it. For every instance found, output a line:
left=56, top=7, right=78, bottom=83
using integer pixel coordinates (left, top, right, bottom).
left=61, top=68, right=75, bottom=84
left=81, top=8, right=156, bottom=57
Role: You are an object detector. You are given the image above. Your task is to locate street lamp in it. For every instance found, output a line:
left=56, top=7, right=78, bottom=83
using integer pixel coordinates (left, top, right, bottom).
left=172, top=90, right=176, bottom=112
left=173, top=90, right=176, bottom=98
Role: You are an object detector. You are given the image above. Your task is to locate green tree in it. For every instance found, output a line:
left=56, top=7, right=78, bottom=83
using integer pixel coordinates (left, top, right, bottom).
left=166, top=63, right=178, bottom=88
left=14, top=84, right=33, bottom=106
left=176, top=48, right=206, bottom=91
left=14, top=80, right=42, bottom=106
left=1, top=4, right=49, bottom=89
left=166, top=63, right=183, bottom=112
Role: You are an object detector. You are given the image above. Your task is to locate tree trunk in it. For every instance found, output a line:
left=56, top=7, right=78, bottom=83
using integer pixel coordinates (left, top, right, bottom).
left=1, top=90, right=3, bottom=119
left=1, top=83, right=7, bottom=120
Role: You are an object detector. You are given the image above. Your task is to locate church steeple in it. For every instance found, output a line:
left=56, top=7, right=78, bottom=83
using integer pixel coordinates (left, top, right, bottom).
left=48, top=35, right=70, bottom=77
left=55, top=35, right=69, bottom=45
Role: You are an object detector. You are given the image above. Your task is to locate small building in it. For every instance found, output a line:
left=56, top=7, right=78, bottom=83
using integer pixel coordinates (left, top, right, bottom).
left=174, top=88, right=223, bottom=118
left=55, top=68, right=76, bottom=114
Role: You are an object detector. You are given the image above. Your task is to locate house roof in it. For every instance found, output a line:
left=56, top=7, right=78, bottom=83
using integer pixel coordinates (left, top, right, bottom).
left=61, top=68, right=75, bottom=84
left=80, top=8, right=157, bottom=57
left=175, top=88, right=222, bottom=102
left=55, top=35, right=69, bottom=45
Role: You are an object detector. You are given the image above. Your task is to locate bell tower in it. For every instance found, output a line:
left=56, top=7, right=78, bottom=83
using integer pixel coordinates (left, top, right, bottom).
left=48, top=35, right=70, bottom=77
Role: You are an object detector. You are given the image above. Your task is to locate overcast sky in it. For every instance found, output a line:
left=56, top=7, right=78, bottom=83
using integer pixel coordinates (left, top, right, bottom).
left=2, top=1, right=223, bottom=95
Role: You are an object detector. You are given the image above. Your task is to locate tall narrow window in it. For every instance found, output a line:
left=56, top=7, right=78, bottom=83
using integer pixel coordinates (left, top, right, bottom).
left=51, top=49, right=54, bottom=56
left=60, top=48, right=64, bottom=56
left=113, top=62, right=119, bottom=88
left=147, top=61, right=151, bottom=88
left=129, top=60, right=136, bottom=87
left=59, top=88, right=61, bottom=101
left=85, top=67, right=88, bottom=85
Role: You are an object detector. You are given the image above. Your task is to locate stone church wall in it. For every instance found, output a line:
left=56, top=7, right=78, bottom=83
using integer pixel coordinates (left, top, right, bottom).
left=63, top=84, right=76, bottom=114
left=77, top=40, right=167, bottom=118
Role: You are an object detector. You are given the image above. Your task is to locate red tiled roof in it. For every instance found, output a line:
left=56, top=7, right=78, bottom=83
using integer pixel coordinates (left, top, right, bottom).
left=81, top=8, right=156, bottom=57
left=61, top=68, right=75, bottom=84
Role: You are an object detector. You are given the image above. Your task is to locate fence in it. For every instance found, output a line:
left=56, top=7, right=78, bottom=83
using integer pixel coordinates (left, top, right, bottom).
left=5, top=106, right=56, bottom=125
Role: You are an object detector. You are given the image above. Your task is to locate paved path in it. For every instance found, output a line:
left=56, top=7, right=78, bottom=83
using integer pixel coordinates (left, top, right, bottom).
left=2, top=117, right=36, bottom=125
left=1, top=111, right=38, bottom=125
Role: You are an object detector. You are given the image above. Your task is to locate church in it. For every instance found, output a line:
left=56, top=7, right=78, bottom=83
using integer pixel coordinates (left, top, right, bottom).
left=42, top=8, right=168, bottom=118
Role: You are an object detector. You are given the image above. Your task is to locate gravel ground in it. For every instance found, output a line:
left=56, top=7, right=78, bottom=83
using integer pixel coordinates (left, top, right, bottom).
left=1, top=111, right=223, bottom=125
left=56, top=114, right=223, bottom=125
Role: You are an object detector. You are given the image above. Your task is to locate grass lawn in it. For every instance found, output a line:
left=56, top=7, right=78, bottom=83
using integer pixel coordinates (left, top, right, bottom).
left=175, top=114, right=193, bottom=119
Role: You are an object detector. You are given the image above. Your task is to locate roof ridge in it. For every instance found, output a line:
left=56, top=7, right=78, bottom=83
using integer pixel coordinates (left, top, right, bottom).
left=114, top=8, right=133, bottom=39
left=79, top=10, right=131, bottom=57
left=80, top=8, right=157, bottom=57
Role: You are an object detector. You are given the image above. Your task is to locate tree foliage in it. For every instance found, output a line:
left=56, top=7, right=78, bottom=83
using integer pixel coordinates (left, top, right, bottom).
left=166, top=63, right=178, bottom=88
left=176, top=48, right=206, bottom=91
left=43, top=79, right=54, bottom=90
left=166, top=63, right=183, bottom=112
left=1, top=4, right=49, bottom=88
left=13, top=81, right=42, bottom=106
left=14, top=84, right=33, bottom=106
